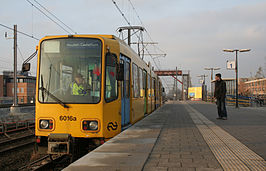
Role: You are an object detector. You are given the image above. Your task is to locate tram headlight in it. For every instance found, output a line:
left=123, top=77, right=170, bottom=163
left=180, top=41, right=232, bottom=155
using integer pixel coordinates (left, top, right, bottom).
left=39, top=119, right=53, bottom=129
left=89, top=121, right=98, bottom=130
left=82, top=120, right=98, bottom=131
left=40, top=120, right=49, bottom=129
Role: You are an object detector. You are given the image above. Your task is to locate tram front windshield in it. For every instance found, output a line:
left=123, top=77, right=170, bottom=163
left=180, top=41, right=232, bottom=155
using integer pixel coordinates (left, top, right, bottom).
left=38, top=38, right=102, bottom=104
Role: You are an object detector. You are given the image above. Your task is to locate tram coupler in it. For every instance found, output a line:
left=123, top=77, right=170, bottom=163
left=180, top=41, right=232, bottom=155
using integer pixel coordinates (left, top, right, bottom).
left=48, top=133, right=72, bottom=154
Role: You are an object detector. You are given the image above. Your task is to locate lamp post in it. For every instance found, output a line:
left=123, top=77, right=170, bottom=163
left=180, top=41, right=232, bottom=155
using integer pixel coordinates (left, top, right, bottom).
left=5, top=25, right=18, bottom=108
left=204, top=67, right=220, bottom=102
left=223, top=49, right=251, bottom=108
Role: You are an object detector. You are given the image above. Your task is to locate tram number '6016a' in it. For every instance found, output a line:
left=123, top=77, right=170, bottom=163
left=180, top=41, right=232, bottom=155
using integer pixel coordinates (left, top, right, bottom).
left=59, top=115, right=77, bottom=121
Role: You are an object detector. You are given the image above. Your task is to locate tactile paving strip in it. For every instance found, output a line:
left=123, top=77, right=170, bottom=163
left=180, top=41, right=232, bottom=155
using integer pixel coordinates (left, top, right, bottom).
left=185, top=104, right=266, bottom=171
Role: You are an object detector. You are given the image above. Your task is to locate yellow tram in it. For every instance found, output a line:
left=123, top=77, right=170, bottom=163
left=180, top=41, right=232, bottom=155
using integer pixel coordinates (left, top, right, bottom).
left=27, top=34, right=163, bottom=155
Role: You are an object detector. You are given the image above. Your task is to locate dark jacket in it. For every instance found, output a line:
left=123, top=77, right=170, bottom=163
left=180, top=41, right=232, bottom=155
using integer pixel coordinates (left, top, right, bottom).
left=214, top=79, right=226, bottom=99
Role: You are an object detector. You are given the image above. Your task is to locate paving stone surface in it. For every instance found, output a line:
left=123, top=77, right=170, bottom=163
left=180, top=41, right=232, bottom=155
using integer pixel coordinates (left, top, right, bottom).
left=64, top=104, right=166, bottom=171
left=65, top=101, right=265, bottom=170
left=189, top=101, right=266, bottom=160
left=143, top=102, right=222, bottom=171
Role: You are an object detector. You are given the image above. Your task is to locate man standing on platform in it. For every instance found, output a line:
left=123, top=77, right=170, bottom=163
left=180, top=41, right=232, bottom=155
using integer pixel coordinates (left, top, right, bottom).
left=214, top=73, right=227, bottom=120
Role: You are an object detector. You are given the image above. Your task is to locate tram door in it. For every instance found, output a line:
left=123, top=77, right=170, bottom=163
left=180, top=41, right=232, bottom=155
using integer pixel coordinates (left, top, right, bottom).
left=154, top=79, right=157, bottom=109
left=121, top=55, right=131, bottom=127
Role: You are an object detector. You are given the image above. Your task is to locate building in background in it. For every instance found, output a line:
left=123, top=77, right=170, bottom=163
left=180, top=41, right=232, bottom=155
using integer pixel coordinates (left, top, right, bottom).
left=238, top=78, right=251, bottom=96
left=0, top=71, right=36, bottom=104
left=211, top=77, right=266, bottom=99
left=244, top=78, right=266, bottom=97
left=0, top=75, right=3, bottom=97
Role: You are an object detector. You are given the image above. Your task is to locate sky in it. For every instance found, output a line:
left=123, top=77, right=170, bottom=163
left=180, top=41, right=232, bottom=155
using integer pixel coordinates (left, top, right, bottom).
left=0, top=0, right=266, bottom=92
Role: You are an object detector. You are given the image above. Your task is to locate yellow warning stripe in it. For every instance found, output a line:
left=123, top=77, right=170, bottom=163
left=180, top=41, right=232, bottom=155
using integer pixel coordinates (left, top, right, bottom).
left=185, top=104, right=266, bottom=171
left=196, top=111, right=265, bottom=170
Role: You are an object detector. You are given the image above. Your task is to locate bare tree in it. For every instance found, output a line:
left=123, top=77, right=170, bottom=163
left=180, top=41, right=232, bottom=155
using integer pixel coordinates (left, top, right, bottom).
left=254, top=66, right=265, bottom=79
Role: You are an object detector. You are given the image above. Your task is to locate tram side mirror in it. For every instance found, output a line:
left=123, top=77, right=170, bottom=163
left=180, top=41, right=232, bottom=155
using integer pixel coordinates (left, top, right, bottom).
left=162, top=87, right=165, bottom=93
left=117, top=63, right=124, bottom=81
left=22, top=63, right=31, bottom=72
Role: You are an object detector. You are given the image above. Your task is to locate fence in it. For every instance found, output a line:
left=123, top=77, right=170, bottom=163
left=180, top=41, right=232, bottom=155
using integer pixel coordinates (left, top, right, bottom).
left=226, top=95, right=265, bottom=107
left=0, top=119, right=34, bottom=134
left=0, top=96, right=35, bottom=106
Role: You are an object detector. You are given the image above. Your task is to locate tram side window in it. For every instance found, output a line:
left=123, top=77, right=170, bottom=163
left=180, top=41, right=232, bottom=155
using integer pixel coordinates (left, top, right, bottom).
left=152, top=78, right=155, bottom=97
left=156, top=80, right=159, bottom=97
left=154, top=79, right=157, bottom=98
left=157, top=81, right=160, bottom=98
left=105, top=53, right=118, bottom=102
left=147, top=74, right=151, bottom=97
left=125, top=62, right=130, bottom=98
left=133, top=63, right=140, bottom=98
left=139, top=68, right=143, bottom=97
left=143, top=70, right=147, bottom=97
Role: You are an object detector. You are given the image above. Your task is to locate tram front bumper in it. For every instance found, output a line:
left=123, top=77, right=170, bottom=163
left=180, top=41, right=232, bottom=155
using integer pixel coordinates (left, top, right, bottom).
left=48, top=133, right=71, bottom=154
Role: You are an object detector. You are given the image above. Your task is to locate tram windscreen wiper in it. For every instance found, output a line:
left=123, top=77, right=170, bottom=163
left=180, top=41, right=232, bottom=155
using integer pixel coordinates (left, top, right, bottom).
left=39, top=86, right=69, bottom=109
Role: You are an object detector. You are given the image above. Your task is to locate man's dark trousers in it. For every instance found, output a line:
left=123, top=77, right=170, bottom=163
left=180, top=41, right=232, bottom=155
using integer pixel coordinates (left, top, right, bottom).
left=217, top=98, right=227, bottom=118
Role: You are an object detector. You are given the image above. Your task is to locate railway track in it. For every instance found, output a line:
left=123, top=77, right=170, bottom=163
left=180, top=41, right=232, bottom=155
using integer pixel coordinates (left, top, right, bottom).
left=0, top=127, right=96, bottom=170
left=19, top=154, right=69, bottom=171
left=18, top=144, right=98, bottom=170
left=0, top=131, right=35, bottom=154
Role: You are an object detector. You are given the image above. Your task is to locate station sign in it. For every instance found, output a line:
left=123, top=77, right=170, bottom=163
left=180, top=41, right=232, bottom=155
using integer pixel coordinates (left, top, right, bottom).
left=154, top=70, right=182, bottom=76
left=226, top=60, right=235, bottom=70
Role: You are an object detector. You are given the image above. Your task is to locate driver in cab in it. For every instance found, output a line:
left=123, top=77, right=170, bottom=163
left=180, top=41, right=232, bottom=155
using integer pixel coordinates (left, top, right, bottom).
left=70, top=73, right=87, bottom=96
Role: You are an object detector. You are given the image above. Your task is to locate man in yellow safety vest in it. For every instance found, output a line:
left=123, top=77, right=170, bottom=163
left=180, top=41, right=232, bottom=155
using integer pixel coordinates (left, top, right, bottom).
left=70, top=73, right=87, bottom=96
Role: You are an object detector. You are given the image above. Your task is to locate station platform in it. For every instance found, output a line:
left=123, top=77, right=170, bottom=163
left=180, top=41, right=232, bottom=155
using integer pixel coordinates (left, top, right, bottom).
left=64, top=101, right=266, bottom=171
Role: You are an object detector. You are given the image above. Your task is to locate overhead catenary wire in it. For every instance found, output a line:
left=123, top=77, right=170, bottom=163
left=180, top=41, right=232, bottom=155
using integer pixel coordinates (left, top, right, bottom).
left=0, top=23, right=39, bottom=40
left=116, top=0, right=166, bottom=61
left=0, top=58, right=11, bottom=64
left=0, top=58, right=12, bottom=70
left=32, top=0, right=77, bottom=34
left=127, top=0, right=143, bottom=26
left=112, top=0, right=163, bottom=63
left=127, top=0, right=169, bottom=87
left=17, top=45, right=25, bottom=62
left=127, top=0, right=166, bottom=56
left=25, top=0, right=72, bottom=34
left=111, top=0, right=131, bottom=26
left=31, top=2, right=34, bottom=37
left=112, top=0, right=166, bottom=89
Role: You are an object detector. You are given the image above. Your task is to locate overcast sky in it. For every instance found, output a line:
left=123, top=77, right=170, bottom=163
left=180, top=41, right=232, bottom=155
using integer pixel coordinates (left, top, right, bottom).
left=1, top=0, right=266, bottom=91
